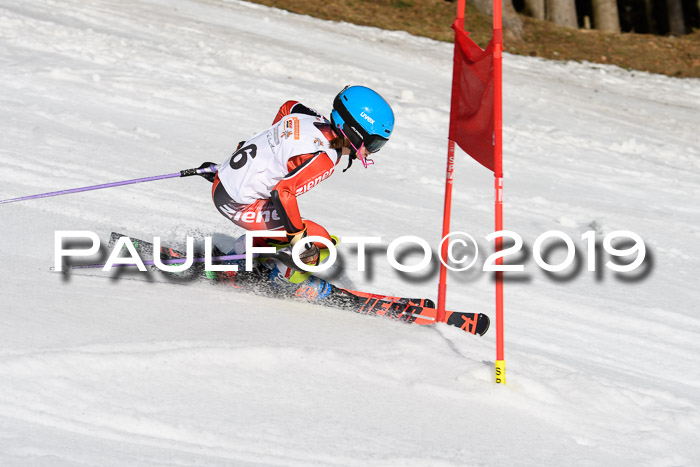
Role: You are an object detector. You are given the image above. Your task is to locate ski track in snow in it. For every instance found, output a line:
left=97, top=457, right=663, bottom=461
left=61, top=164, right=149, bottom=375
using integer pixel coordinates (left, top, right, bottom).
left=1, top=0, right=700, bottom=465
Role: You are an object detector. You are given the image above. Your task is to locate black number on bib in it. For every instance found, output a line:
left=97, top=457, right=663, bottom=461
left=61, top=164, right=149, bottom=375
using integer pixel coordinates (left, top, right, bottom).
left=229, top=144, right=257, bottom=170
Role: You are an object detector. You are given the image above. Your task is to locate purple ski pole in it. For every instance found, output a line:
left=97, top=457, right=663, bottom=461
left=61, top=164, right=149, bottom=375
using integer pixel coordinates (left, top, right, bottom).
left=69, top=252, right=251, bottom=270
left=0, top=162, right=218, bottom=205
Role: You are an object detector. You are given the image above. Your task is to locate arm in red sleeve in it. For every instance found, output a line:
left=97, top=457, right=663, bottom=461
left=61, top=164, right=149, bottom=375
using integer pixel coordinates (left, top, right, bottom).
left=272, top=100, right=300, bottom=125
left=270, top=152, right=336, bottom=234
left=273, top=101, right=323, bottom=125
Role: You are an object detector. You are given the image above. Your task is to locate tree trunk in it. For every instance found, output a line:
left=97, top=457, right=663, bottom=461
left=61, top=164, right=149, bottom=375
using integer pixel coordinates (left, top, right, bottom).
left=592, top=0, right=621, bottom=32
left=468, top=0, right=525, bottom=40
left=503, top=0, right=525, bottom=39
left=545, top=0, right=579, bottom=28
left=666, top=0, right=686, bottom=35
left=644, top=0, right=658, bottom=34
left=524, top=0, right=546, bottom=20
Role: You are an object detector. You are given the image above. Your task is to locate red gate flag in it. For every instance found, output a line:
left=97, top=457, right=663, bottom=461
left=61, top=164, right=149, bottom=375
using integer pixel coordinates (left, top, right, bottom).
left=448, top=19, right=495, bottom=173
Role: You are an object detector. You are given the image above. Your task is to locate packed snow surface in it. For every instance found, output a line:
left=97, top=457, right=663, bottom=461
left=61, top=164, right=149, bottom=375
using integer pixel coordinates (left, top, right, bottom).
left=1, top=0, right=700, bottom=465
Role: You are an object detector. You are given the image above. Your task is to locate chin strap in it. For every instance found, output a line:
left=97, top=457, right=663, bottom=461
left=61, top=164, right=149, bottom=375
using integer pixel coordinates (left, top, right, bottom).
left=342, top=152, right=357, bottom=173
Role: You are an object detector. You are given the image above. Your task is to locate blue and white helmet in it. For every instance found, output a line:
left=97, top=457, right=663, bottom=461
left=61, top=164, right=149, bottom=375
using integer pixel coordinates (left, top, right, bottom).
left=330, top=85, right=395, bottom=154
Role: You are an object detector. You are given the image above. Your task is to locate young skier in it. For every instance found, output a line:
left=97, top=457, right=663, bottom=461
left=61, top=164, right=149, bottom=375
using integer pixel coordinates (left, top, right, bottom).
left=211, top=85, right=395, bottom=284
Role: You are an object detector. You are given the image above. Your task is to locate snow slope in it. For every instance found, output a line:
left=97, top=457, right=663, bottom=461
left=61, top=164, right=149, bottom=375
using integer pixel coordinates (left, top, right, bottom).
left=1, top=0, right=700, bottom=465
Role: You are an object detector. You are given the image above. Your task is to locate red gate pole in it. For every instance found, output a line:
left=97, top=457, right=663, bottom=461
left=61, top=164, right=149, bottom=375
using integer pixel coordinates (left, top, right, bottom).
left=437, top=0, right=466, bottom=324
left=493, top=0, right=506, bottom=385
left=437, top=139, right=455, bottom=323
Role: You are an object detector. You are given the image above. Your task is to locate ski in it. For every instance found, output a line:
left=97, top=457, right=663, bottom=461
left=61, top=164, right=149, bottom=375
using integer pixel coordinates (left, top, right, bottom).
left=323, top=286, right=489, bottom=335
left=98, top=232, right=489, bottom=336
left=214, top=269, right=489, bottom=336
left=338, top=289, right=435, bottom=309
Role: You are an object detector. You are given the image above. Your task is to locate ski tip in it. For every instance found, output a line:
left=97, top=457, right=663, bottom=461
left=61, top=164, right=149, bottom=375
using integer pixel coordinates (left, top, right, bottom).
left=444, top=311, right=490, bottom=336
left=476, top=313, right=490, bottom=336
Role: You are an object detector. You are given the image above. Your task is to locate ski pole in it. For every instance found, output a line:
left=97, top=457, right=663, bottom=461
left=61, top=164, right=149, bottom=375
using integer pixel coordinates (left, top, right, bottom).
left=0, top=162, right=218, bottom=205
left=68, top=252, right=250, bottom=270
left=67, top=250, right=302, bottom=271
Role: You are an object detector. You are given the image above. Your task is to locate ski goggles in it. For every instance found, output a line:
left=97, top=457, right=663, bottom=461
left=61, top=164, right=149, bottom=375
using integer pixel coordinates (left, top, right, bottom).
left=363, top=133, right=389, bottom=154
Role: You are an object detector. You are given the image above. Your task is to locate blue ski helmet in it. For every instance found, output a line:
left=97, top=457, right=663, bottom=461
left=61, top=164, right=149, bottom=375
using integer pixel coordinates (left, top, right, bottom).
left=331, top=85, right=394, bottom=154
